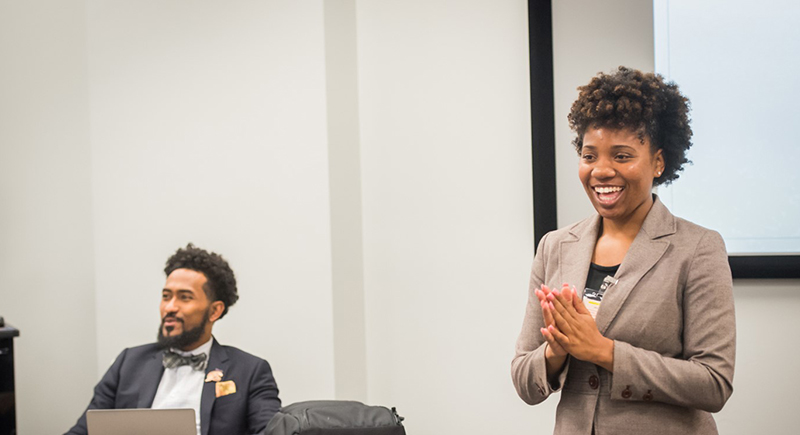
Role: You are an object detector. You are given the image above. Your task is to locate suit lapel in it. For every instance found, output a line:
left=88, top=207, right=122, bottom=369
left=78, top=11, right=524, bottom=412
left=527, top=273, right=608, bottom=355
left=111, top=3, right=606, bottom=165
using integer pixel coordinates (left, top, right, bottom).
left=559, top=214, right=601, bottom=294
left=201, top=338, right=229, bottom=435
left=594, top=197, right=676, bottom=335
left=137, top=349, right=166, bottom=408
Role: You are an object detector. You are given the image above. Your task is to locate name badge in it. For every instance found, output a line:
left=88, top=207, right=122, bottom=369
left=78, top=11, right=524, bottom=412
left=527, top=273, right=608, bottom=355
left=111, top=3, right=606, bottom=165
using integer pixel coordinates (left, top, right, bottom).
left=582, top=275, right=618, bottom=319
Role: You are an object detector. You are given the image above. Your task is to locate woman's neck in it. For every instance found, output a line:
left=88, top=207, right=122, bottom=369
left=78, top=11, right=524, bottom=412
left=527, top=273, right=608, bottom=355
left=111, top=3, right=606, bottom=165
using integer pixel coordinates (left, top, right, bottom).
left=600, top=195, right=654, bottom=240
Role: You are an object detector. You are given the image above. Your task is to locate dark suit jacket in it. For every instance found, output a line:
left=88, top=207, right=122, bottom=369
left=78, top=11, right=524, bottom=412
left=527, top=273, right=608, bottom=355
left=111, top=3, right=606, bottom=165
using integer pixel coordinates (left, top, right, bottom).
left=512, top=197, right=735, bottom=434
left=65, top=339, right=281, bottom=435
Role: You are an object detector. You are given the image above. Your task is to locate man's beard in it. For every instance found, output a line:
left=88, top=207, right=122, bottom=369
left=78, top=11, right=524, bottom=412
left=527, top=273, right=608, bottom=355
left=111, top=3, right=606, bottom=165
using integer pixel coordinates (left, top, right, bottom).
left=156, top=309, right=210, bottom=350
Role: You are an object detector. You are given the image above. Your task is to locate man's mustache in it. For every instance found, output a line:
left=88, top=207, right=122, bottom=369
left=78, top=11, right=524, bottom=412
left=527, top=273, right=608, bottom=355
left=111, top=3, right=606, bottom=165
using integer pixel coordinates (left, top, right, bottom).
left=161, top=315, right=184, bottom=325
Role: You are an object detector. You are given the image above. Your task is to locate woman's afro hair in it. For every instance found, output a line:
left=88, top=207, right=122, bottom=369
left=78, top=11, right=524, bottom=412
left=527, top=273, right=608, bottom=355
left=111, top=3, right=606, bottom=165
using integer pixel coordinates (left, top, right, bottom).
left=568, top=66, right=693, bottom=186
left=164, top=243, right=239, bottom=319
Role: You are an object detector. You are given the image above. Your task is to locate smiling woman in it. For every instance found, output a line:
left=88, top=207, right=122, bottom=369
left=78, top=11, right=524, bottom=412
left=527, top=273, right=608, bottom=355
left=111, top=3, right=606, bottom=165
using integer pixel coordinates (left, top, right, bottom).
left=579, top=128, right=663, bottom=238
left=512, top=67, right=736, bottom=435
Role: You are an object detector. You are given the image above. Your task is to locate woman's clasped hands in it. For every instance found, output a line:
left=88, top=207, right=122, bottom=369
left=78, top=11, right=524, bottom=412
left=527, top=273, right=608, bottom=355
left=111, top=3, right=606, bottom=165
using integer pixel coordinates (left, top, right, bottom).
left=535, top=284, right=615, bottom=372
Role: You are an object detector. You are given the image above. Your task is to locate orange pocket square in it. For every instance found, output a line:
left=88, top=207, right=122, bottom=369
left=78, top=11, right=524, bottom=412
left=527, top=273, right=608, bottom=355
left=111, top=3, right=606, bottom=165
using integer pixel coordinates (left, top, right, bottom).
left=215, top=380, right=237, bottom=398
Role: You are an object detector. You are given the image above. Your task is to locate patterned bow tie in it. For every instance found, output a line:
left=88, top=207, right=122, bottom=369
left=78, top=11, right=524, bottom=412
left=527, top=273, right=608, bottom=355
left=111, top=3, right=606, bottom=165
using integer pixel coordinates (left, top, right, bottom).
left=163, top=350, right=208, bottom=371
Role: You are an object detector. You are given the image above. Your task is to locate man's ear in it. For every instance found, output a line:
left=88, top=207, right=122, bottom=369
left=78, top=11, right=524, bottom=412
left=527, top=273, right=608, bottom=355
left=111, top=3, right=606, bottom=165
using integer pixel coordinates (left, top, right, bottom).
left=209, top=300, right=225, bottom=323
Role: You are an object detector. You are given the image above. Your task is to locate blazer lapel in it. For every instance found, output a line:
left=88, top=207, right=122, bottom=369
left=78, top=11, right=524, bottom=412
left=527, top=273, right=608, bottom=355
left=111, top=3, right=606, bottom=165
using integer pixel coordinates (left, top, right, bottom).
left=201, top=338, right=229, bottom=435
left=594, top=197, right=676, bottom=335
left=137, top=350, right=166, bottom=408
left=559, top=214, right=601, bottom=293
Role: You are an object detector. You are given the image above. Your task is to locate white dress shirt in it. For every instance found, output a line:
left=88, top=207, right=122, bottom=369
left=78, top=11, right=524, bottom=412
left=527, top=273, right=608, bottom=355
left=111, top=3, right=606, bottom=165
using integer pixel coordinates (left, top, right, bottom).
left=151, top=337, right=213, bottom=435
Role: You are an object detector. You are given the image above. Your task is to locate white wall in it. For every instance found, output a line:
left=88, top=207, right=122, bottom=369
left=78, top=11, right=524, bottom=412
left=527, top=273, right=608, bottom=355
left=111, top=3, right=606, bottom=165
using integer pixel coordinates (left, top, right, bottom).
left=356, top=1, right=538, bottom=433
left=324, top=0, right=369, bottom=400
left=717, top=280, right=800, bottom=434
left=3, top=2, right=338, bottom=433
left=85, top=0, right=336, bottom=404
left=0, top=1, right=97, bottom=434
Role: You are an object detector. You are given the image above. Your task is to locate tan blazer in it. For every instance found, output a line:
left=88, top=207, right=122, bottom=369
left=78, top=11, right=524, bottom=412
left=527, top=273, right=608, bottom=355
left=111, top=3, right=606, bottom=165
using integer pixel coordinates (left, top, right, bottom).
left=512, top=197, right=735, bottom=435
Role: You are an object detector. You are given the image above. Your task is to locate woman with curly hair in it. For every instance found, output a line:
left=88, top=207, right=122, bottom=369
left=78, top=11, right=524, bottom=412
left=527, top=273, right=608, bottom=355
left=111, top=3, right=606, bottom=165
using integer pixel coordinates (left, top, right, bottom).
left=511, top=67, right=735, bottom=434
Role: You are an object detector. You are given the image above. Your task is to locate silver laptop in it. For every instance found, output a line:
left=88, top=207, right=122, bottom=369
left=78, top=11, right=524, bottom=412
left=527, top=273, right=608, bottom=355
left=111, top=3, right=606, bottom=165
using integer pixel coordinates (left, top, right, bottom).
left=86, top=408, right=196, bottom=435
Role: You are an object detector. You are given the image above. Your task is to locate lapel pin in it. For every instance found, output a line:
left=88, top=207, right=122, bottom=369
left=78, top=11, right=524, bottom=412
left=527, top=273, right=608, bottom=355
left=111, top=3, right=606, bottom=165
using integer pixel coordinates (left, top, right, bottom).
left=205, top=369, right=223, bottom=383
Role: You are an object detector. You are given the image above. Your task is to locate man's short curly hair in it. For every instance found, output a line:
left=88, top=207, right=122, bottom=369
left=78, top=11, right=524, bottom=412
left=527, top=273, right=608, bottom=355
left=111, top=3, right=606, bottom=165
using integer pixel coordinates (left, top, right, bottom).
left=164, top=243, right=239, bottom=319
left=568, top=66, right=692, bottom=186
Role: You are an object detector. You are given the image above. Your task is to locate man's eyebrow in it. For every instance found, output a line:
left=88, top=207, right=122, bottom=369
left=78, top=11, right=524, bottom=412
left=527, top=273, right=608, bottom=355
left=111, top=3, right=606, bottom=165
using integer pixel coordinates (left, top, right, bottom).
left=162, top=288, right=195, bottom=294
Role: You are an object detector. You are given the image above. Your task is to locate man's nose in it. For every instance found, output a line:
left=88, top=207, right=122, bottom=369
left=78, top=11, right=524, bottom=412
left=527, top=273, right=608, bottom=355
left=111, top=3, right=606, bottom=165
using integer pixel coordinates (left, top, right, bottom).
left=163, top=297, right=179, bottom=313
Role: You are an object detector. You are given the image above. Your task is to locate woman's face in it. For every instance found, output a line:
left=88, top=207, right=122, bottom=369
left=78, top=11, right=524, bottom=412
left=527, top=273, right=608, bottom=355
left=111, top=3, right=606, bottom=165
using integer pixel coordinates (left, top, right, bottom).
left=578, top=127, right=664, bottom=225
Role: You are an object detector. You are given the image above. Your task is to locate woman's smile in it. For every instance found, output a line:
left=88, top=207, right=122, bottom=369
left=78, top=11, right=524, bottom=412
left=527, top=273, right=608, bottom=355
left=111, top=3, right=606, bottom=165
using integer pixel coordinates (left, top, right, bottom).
left=592, top=185, right=625, bottom=205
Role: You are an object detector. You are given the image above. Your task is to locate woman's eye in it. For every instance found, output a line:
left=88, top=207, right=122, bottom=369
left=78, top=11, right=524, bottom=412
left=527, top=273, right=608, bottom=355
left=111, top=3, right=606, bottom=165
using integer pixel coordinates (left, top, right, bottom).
left=615, top=154, right=632, bottom=161
left=581, top=154, right=596, bottom=161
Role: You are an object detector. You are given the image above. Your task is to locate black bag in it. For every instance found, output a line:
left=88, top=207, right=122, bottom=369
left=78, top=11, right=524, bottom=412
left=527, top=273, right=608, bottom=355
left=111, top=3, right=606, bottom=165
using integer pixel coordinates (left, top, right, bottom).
left=265, top=400, right=406, bottom=435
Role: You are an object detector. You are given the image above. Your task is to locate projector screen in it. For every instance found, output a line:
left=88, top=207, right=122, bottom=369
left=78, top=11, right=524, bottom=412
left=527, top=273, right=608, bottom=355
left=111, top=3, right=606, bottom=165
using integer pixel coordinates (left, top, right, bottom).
left=653, top=0, right=800, bottom=258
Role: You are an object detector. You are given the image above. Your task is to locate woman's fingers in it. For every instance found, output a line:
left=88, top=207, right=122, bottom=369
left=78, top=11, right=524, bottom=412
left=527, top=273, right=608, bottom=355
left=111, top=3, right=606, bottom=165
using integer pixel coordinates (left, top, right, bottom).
left=548, top=300, right=575, bottom=335
left=539, top=283, right=611, bottom=365
left=548, top=290, right=577, bottom=322
left=541, top=300, right=555, bottom=327
left=536, top=283, right=553, bottom=302
left=535, top=289, right=546, bottom=303
left=544, top=282, right=591, bottom=333
left=554, top=286, right=584, bottom=320
left=540, top=326, right=566, bottom=356
left=547, top=324, right=570, bottom=348
left=571, top=287, right=591, bottom=315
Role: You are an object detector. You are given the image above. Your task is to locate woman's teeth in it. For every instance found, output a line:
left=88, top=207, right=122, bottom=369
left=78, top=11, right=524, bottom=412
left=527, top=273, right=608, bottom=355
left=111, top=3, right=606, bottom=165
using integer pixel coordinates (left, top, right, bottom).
left=595, top=186, right=623, bottom=194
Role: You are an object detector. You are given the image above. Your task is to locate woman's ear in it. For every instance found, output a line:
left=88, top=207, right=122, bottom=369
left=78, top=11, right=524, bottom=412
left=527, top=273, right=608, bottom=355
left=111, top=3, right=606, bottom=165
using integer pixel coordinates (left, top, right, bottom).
left=653, top=149, right=665, bottom=177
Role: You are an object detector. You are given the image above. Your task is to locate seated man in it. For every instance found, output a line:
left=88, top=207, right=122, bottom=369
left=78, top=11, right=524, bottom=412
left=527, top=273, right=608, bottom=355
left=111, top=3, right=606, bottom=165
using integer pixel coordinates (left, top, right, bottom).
left=66, top=244, right=280, bottom=435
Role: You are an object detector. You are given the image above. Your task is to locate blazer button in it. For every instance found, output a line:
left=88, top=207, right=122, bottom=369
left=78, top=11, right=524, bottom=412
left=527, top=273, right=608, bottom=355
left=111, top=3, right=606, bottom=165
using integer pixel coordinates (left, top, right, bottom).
left=621, top=386, right=632, bottom=399
left=643, top=390, right=653, bottom=401
left=588, top=375, right=599, bottom=390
